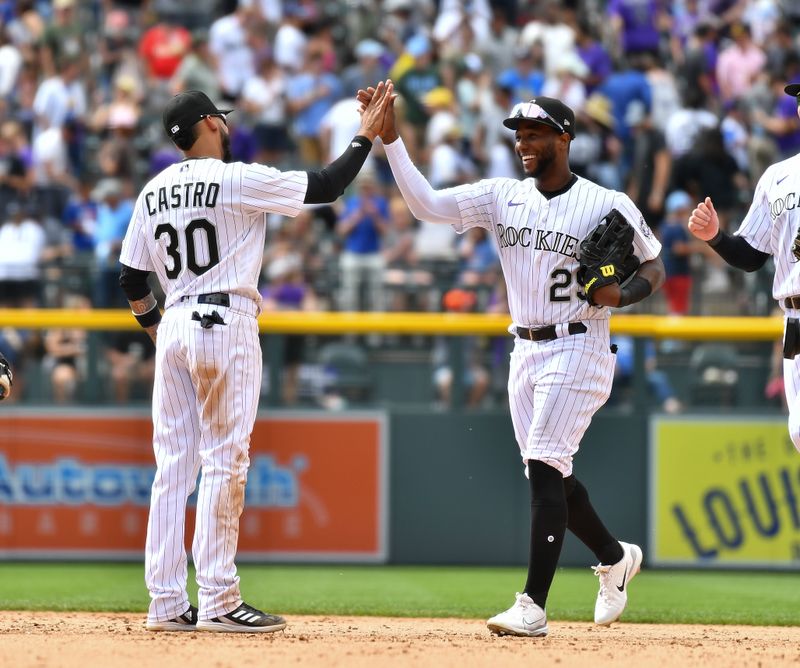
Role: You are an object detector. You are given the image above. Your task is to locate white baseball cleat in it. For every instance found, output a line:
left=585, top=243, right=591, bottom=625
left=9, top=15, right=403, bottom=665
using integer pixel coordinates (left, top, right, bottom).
left=593, top=541, right=643, bottom=626
left=487, top=592, right=548, bottom=637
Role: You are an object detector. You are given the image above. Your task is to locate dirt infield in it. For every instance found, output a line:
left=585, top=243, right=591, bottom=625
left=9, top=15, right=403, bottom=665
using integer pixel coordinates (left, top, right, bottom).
left=1, top=612, right=798, bottom=668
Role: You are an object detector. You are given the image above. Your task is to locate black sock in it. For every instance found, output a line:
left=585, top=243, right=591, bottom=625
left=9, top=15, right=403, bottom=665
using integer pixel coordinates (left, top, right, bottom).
left=523, top=460, right=567, bottom=609
left=564, top=475, right=623, bottom=565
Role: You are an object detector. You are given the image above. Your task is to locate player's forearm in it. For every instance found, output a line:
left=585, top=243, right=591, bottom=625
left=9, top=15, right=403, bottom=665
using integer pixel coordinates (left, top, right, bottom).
left=617, top=258, right=664, bottom=308
left=383, top=137, right=462, bottom=225
left=120, top=264, right=161, bottom=343
left=707, top=230, right=770, bottom=272
left=304, top=135, right=373, bottom=204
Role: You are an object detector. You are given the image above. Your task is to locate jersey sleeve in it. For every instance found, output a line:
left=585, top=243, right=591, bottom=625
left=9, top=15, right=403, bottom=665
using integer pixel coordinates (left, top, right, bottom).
left=119, top=199, right=154, bottom=272
left=613, top=192, right=662, bottom=261
left=734, top=169, right=772, bottom=254
left=240, top=163, right=308, bottom=218
left=442, top=179, right=498, bottom=234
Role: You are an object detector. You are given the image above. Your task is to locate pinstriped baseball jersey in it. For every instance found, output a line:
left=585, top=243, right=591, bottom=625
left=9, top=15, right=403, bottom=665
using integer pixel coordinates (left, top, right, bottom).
left=120, top=159, right=307, bottom=310
left=734, top=154, right=800, bottom=303
left=443, top=175, right=662, bottom=327
left=124, top=155, right=308, bottom=626
left=732, top=153, right=800, bottom=453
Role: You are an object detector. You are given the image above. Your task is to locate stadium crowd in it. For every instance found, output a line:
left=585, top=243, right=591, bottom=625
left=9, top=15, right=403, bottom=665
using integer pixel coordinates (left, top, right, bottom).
left=0, top=0, right=798, bottom=405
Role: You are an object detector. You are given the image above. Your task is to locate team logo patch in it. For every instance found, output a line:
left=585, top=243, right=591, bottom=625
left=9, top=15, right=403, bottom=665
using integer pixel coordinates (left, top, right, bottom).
left=792, top=226, right=800, bottom=262
left=638, top=215, right=652, bottom=239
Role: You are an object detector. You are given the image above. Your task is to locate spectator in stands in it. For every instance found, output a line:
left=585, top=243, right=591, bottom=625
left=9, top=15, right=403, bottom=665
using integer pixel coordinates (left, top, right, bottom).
left=138, top=14, right=192, bottom=86
left=105, top=330, right=155, bottom=404
left=607, top=0, right=662, bottom=60
left=432, top=288, right=490, bottom=409
left=383, top=195, right=433, bottom=311
left=91, top=178, right=133, bottom=308
left=751, top=70, right=800, bottom=162
left=208, top=4, right=256, bottom=100
left=169, top=30, right=221, bottom=103
left=574, top=18, right=612, bottom=94
left=336, top=172, right=389, bottom=312
left=31, top=55, right=86, bottom=139
left=659, top=190, right=696, bottom=316
left=341, top=39, right=388, bottom=102
left=286, top=48, right=343, bottom=166
left=716, top=22, right=766, bottom=106
left=432, top=0, right=491, bottom=61
left=570, top=93, right=622, bottom=190
left=457, top=226, right=499, bottom=290
left=626, top=101, right=671, bottom=230
left=260, top=253, right=320, bottom=406
left=395, top=34, right=443, bottom=159
left=0, top=201, right=46, bottom=307
left=495, top=44, right=545, bottom=110
left=609, top=335, right=683, bottom=414
left=0, top=120, right=32, bottom=213
left=42, top=292, right=89, bottom=403
left=597, top=54, right=652, bottom=181
left=0, top=25, right=23, bottom=101
left=241, top=50, right=290, bottom=166
left=474, top=6, right=518, bottom=73
left=272, top=2, right=309, bottom=74
left=38, top=0, right=86, bottom=78
left=519, top=0, right=576, bottom=77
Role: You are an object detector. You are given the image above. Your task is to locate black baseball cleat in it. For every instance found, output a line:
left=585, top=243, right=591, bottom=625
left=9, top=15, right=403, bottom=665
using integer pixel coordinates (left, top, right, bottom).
left=146, top=604, right=198, bottom=632
left=196, top=602, right=287, bottom=633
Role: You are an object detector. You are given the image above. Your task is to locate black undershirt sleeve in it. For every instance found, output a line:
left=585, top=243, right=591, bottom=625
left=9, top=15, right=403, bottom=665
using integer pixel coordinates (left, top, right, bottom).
left=119, top=264, right=152, bottom=301
left=304, top=135, right=373, bottom=204
left=707, top=231, right=771, bottom=272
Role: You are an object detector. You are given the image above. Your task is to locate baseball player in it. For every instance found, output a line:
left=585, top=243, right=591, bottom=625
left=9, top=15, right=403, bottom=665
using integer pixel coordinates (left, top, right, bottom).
left=688, top=81, right=800, bottom=454
left=0, top=353, right=12, bottom=400
left=119, top=84, right=394, bottom=633
left=359, top=86, right=664, bottom=635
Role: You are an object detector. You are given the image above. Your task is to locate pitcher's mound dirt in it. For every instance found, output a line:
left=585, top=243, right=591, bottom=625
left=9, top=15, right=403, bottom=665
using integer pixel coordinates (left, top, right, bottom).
left=1, top=612, right=798, bottom=668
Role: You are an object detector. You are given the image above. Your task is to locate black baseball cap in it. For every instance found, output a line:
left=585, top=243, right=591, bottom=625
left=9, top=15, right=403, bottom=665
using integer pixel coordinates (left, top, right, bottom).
left=162, top=90, right=233, bottom=140
left=503, top=96, right=576, bottom=138
left=785, top=82, right=800, bottom=97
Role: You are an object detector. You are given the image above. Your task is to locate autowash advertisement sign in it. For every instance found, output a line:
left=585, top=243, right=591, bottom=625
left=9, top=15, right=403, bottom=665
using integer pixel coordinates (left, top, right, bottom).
left=0, top=410, right=387, bottom=562
left=650, top=416, right=800, bottom=568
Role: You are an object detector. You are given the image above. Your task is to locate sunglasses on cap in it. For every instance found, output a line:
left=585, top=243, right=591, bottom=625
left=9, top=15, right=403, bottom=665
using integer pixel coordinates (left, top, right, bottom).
left=508, top=101, right=565, bottom=134
left=201, top=113, right=228, bottom=126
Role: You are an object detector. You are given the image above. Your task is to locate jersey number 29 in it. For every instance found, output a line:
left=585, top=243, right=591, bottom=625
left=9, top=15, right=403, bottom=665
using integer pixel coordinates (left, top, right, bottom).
left=155, top=218, right=220, bottom=279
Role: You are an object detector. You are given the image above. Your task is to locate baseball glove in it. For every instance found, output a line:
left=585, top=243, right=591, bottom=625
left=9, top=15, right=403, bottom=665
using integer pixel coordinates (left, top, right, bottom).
left=0, top=353, right=12, bottom=401
left=577, top=208, right=640, bottom=305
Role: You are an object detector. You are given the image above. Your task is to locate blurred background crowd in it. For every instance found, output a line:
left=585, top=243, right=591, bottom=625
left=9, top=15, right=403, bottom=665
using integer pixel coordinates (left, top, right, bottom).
left=0, top=0, right=798, bottom=409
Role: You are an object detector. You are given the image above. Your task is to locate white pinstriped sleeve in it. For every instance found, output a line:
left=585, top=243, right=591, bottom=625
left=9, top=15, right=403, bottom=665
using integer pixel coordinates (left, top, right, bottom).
left=240, top=164, right=308, bottom=218
left=383, top=138, right=463, bottom=225
left=119, top=199, right=154, bottom=271
left=735, top=169, right=772, bottom=254
left=613, top=192, right=662, bottom=261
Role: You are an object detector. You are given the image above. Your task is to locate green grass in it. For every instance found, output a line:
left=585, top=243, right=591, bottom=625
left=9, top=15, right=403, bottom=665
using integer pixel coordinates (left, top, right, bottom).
left=0, top=564, right=798, bottom=626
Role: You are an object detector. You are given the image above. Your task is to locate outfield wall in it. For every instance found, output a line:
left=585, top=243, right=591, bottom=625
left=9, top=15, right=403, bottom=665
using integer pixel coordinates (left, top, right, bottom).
left=8, top=407, right=795, bottom=568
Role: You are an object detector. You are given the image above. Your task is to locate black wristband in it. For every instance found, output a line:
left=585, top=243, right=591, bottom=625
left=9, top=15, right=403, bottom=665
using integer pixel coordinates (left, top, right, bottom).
left=134, top=308, right=162, bottom=329
left=707, top=231, right=723, bottom=247
left=617, top=276, right=652, bottom=308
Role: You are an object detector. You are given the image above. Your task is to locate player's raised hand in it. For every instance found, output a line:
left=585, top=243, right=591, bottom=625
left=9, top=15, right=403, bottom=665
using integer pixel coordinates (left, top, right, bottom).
left=357, top=80, right=393, bottom=143
left=688, top=197, right=720, bottom=242
left=357, top=80, right=399, bottom=144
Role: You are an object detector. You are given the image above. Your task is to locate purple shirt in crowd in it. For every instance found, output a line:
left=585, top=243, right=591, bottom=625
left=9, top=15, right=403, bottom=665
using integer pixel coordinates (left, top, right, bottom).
left=607, top=0, right=660, bottom=54
left=775, top=95, right=800, bottom=157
